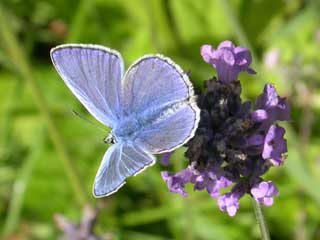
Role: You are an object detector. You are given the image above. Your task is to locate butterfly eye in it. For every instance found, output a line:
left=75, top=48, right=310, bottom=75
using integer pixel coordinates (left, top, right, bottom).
left=104, top=134, right=116, bottom=144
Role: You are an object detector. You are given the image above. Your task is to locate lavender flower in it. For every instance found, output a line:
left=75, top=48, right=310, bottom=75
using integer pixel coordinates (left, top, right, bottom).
left=54, top=205, right=107, bottom=240
left=191, top=165, right=232, bottom=198
left=160, top=152, right=172, bottom=166
left=262, top=125, right=287, bottom=166
left=218, top=193, right=240, bottom=217
left=201, top=40, right=256, bottom=84
left=254, top=83, right=290, bottom=126
left=161, top=40, right=290, bottom=217
left=161, top=168, right=193, bottom=197
left=251, top=181, right=279, bottom=206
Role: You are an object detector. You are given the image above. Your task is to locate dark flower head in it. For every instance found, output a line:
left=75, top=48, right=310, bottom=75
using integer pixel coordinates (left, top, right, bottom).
left=246, top=134, right=265, bottom=146
left=162, top=40, right=290, bottom=217
left=262, top=125, right=287, bottom=166
left=251, top=181, right=279, bottom=206
left=201, top=40, right=256, bottom=84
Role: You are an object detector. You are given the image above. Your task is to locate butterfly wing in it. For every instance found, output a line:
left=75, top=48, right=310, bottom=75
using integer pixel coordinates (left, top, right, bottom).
left=93, top=141, right=155, bottom=197
left=135, top=102, right=199, bottom=153
left=50, top=44, right=124, bottom=127
left=122, top=55, right=200, bottom=153
left=121, top=55, right=194, bottom=115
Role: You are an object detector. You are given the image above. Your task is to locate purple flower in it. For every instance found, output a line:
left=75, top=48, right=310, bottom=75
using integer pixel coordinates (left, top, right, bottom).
left=192, top=174, right=219, bottom=197
left=162, top=40, right=290, bottom=217
left=207, top=176, right=233, bottom=198
left=161, top=168, right=193, bottom=197
left=216, top=176, right=233, bottom=188
left=160, top=152, right=172, bottom=166
left=251, top=109, right=268, bottom=122
left=218, top=193, right=240, bottom=217
left=201, top=40, right=256, bottom=84
left=251, top=181, right=279, bottom=206
left=191, top=169, right=232, bottom=198
left=255, top=84, right=290, bottom=124
left=262, top=125, right=287, bottom=166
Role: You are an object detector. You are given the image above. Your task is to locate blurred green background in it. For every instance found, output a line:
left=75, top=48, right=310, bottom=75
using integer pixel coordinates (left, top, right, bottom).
left=1, top=0, right=320, bottom=239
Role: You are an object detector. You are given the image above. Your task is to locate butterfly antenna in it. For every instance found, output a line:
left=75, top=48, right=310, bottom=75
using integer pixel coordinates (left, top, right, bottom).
left=72, top=110, right=107, bottom=132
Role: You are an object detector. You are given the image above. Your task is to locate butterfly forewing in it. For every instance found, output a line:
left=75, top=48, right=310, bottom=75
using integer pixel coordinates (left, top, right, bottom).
left=121, top=55, right=194, bottom=115
left=50, top=44, right=124, bottom=127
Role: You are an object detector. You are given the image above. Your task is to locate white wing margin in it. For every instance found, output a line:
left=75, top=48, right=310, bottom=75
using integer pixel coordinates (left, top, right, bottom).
left=93, top=142, right=156, bottom=197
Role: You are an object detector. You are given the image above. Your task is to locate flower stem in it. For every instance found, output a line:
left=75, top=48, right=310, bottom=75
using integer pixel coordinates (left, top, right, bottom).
left=252, top=199, right=271, bottom=240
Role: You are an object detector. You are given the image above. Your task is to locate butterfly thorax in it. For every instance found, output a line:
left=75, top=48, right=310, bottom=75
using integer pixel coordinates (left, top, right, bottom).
left=112, top=115, right=142, bottom=142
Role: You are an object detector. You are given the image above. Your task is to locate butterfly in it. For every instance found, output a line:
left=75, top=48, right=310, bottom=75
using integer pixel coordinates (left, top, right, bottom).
left=50, top=44, right=200, bottom=197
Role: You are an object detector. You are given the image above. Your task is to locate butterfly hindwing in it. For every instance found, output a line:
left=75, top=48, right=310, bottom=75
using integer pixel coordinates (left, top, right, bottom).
left=135, top=102, right=199, bottom=153
left=93, top=142, right=155, bottom=197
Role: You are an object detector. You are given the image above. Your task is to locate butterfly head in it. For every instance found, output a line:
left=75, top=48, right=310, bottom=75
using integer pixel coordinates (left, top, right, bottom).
left=103, top=133, right=116, bottom=144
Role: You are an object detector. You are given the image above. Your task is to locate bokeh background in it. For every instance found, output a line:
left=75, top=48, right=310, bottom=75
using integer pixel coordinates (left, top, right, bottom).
left=1, top=0, right=320, bottom=239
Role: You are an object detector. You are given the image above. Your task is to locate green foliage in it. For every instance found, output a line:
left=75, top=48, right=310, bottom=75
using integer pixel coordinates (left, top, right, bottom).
left=0, top=0, right=320, bottom=239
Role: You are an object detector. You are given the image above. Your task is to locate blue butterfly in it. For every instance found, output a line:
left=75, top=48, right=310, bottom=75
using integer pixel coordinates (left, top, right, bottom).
left=50, top=44, right=200, bottom=197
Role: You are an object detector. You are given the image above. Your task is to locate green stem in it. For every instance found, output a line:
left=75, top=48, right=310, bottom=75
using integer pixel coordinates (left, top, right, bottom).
left=0, top=5, right=89, bottom=206
left=252, top=199, right=271, bottom=240
left=2, top=127, right=44, bottom=237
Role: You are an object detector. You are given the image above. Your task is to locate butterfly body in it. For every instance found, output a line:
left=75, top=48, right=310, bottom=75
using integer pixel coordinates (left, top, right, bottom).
left=113, top=114, right=141, bottom=141
left=50, top=44, right=200, bottom=197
